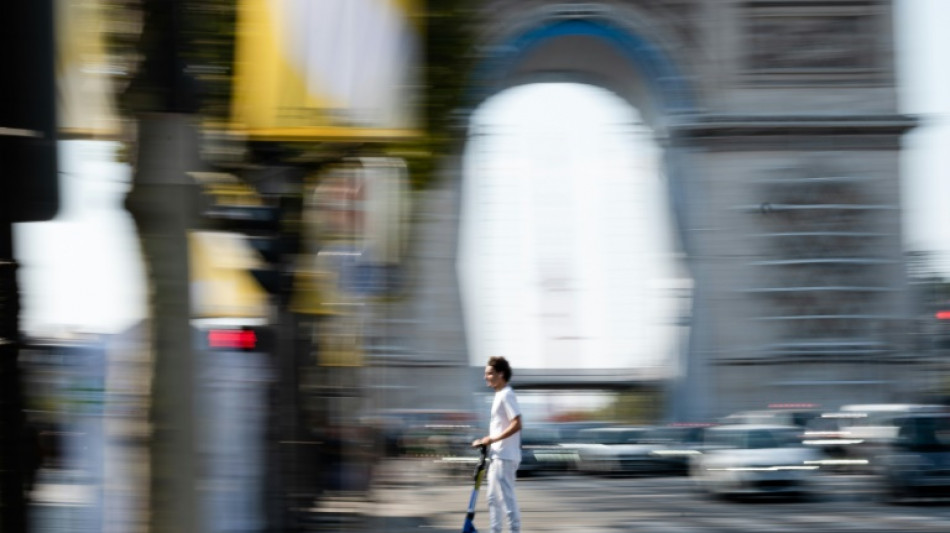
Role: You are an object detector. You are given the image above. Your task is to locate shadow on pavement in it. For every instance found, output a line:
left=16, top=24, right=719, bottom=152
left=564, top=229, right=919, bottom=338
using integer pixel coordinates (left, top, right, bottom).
left=305, top=512, right=451, bottom=532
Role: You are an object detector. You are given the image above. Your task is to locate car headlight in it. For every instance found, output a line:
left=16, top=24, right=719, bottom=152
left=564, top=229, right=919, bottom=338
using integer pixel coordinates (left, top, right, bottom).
left=651, top=449, right=702, bottom=456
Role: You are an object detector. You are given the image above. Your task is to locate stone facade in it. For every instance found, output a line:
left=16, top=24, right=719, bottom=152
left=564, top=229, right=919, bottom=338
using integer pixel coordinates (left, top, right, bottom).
left=403, top=0, right=926, bottom=421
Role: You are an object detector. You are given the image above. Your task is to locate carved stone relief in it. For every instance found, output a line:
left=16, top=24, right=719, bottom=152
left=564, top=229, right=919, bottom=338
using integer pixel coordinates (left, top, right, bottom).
left=748, top=164, right=894, bottom=352
left=742, top=1, right=883, bottom=83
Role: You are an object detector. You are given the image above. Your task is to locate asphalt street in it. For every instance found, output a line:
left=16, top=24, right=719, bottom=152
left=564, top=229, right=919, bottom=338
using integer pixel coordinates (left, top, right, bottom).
left=31, top=457, right=950, bottom=532
left=314, top=458, right=950, bottom=533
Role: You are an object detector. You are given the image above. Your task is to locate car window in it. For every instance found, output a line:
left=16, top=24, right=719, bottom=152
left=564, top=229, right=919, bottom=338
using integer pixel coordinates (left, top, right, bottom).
left=707, top=430, right=743, bottom=449
left=622, top=429, right=648, bottom=444
left=604, top=430, right=643, bottom=444
left=897, top=417, right=950, bottom=451
left=707, top=428, right=797, bottom=449
left=792, top=412, right=820, bottom=428
left=805, top=417, right=841, bottom=432
left=645, top=428, right=683, bottom=442
left=582, top=428, right=647, bottom=445
left=747, top=429, right=786, bottom=449
left=522, top=428, right=559, bottom=445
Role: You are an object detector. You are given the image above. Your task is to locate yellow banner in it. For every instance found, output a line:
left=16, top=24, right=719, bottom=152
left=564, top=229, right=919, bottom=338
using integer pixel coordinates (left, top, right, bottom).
left=231, top=0, right=421, bottom=140
left=56, top=0, right=121, bottom=138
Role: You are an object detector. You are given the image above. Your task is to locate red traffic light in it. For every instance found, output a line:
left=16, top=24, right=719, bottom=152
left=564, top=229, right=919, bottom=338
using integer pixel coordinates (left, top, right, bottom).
left=936, top=311, right=950, bottom=320
left=208, top=329, right=257, bottom=350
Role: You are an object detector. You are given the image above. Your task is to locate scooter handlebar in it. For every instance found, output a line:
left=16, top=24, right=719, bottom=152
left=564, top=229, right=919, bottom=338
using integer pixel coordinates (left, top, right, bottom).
left=473, top=444, right=489, bottom=480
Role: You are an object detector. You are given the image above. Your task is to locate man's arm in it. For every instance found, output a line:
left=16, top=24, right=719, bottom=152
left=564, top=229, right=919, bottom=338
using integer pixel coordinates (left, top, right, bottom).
left=472, top=415, right=522, bottom=447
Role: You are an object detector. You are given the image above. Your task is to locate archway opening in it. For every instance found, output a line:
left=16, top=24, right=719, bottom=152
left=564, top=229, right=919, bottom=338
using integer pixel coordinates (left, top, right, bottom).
left=458, top=83, right=691, bottom=404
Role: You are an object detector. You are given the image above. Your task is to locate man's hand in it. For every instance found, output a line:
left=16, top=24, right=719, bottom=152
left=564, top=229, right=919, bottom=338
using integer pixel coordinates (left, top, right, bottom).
left=471, top=416, right=522, bottom=448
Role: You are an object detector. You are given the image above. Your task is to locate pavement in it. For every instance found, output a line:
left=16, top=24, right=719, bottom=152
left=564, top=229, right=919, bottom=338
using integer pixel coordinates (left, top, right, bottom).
left=305, top=457, right=479, bottom=533
left=29, top=456, right=499, bottom=533
left=36, top=457, right=941, bottom=532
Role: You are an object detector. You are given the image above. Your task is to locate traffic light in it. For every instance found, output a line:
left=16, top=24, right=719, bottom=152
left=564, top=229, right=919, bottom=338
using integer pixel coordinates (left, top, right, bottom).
left=205, top=326, right=276, bottom=352
left=0, top=0, right=59, bottom=222
left=202, top=202, right=284, bottom=296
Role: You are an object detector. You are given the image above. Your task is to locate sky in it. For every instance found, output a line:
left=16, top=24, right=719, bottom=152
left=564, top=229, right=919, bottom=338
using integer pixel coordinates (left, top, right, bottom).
left=12, top=0, right=950, bottom=359
left=896, top=0, right=950, bottom=267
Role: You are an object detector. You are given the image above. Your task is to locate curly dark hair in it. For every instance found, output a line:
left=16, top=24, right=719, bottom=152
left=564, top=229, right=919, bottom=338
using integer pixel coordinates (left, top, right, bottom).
left=487, top=356, right=512, bottom=382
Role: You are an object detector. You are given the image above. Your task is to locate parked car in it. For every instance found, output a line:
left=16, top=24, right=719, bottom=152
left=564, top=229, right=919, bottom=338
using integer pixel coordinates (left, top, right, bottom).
left=825, top=404, right=947, bottom=471
left=572, top=426, right=667, bottom=476
left=721, top=407, right=821, bottom=430
left=690, top=424, right=821, bottom=499
left=798, top=413, right=870, bottom=471
left=552, top=420, right=614, bottom=443
left=642, top=424, right=715, bottom=475
left=876, top=412, right=950, bottom=502
left=519, top=424, right=580, bottom=477
left=836, top=404, right=945, bottom=445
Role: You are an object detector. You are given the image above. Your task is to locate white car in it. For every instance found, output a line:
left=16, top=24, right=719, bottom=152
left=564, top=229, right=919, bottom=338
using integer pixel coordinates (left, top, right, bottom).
left=690, top=424, right=821, bottom=498
left=571, top=426, right=667, bottom=475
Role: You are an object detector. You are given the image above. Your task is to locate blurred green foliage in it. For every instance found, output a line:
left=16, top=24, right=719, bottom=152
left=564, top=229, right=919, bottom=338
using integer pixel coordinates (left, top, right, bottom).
left=596, top=391, right=663, bottom=425
left=396, top=0, right=478, bottom=190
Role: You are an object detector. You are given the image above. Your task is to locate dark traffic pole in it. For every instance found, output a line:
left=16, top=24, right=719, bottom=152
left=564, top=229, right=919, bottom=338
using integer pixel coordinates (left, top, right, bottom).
left=123, top=1, right=203, bottom=531
left=0, top=1, right=59, bottom=531
left=0, top=226, right=27, bottom=533
left=209, top=162, right=312, bottom=532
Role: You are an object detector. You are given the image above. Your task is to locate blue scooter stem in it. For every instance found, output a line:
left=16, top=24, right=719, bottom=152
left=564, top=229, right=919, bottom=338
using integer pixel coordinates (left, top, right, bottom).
left=462, top=445, right=489, bottom=533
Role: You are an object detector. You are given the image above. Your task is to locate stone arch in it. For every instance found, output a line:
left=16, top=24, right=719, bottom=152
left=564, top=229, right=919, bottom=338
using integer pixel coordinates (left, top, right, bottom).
left=457, top=9, right=707, bottom=419
left=471, top=8, right=697, bottom=119
left=463, top=7, right=705, bottom=248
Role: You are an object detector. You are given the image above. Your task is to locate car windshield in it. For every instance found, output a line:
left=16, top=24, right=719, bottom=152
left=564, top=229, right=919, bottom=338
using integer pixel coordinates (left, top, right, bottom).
left=522, top=428, right=560, bottom=445
left=584, top=428, right=647, bottom=445
left=646, top=427, right=701, bottom=443
left=805, top=417, right=842, bottom=433
left=646, top=428, right=686, bottom=442
left=709, top=428, right=798, bottom=449
left=897, top=416, right=950, bottom=451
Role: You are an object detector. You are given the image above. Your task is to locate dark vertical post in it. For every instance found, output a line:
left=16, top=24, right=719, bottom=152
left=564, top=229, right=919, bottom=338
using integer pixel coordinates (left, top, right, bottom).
left=0, top=224, right=27, bottom=532
left=125, top=116, right=202, bottom=533
left=123, top=0, right=202, bottom=531
left=263, top=171, right=308, bottom=533
left=0, top=1, right=59, bottom=530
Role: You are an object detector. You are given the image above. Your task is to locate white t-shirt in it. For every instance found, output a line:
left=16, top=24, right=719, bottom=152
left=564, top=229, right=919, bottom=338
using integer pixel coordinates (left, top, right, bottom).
left=490, top=385, right=522, bottom=462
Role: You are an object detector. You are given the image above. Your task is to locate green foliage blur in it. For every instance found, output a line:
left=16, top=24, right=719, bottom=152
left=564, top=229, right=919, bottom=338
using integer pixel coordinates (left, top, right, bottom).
left=595, top=391, right=663, bottom=425
left=403, top=0, right=478, bottom=189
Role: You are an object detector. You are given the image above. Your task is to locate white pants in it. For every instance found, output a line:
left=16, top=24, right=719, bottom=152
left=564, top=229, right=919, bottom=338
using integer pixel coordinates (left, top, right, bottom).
left=486, top=458, right=521, bottom=533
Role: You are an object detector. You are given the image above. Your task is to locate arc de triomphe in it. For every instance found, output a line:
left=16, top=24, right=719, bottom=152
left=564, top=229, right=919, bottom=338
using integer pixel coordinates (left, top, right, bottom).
left=392, top=0, right=926, bottom=421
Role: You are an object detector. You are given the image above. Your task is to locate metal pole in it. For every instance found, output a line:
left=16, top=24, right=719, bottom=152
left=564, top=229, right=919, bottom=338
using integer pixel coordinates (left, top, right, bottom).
left=122, top=0, right=204, bottom=528
left=125, top=114, right=203, bottom=533
left=0, top=222, right=28, bottom=532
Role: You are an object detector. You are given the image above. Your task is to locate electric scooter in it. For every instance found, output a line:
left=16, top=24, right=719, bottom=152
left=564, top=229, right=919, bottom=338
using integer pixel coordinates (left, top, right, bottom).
left=462, top=444, right=489, bottom=533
